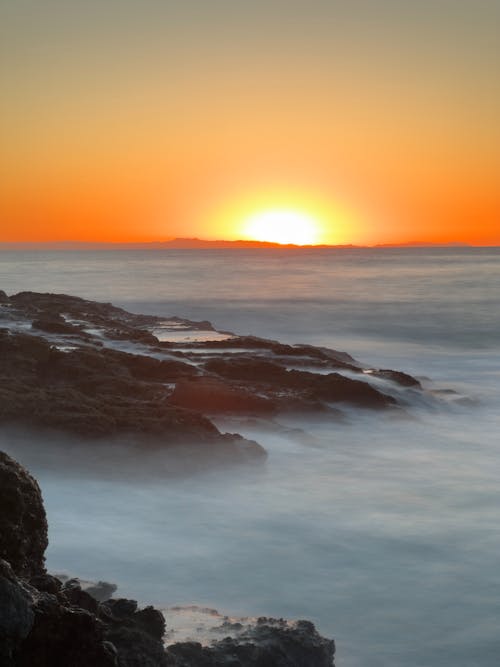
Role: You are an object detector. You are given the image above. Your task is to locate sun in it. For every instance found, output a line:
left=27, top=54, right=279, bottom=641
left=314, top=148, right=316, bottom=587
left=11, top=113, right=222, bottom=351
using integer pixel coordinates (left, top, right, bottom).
left=240, top=209, right=320, bottom=245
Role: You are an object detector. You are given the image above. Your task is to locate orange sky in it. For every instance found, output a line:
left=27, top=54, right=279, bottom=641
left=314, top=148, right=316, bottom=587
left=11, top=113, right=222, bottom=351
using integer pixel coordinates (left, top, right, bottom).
left=1, top=1, right=499, bottom=245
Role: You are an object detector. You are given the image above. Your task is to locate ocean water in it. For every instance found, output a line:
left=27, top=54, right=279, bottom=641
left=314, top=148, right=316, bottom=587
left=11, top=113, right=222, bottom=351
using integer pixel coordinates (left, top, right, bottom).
left=1, top=247, right=500, bottom=666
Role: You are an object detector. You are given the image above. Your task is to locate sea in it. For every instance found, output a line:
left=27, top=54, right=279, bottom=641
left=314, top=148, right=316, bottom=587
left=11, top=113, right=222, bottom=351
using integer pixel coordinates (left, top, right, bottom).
left=1, top=247, right=499, bottom=667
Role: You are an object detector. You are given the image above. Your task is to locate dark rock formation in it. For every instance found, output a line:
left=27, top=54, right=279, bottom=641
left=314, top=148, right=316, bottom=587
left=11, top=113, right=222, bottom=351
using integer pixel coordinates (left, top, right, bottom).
left=204, top=358, right=395, bottom=409
left=165, top=335, right=358, bottom=370
left=370, top=369, right=422, bottom=388
left=166, top=618, right=335, bottom=666
left=0, top=451, right=48, bottom=578
left=0, top=329, right=263, bottom=459
left=0, top=559, right=35, bottom=665
left=14, top=589, right=119, bottom=667
left=205, top=358, right=292, bottom=383
left=32, top=314, right=84, bottom=335
left=0, top=290, right=424, bottom=458
left=101, top=599, right=169, bottom=667
left=297, top=371, right=396, bottom=408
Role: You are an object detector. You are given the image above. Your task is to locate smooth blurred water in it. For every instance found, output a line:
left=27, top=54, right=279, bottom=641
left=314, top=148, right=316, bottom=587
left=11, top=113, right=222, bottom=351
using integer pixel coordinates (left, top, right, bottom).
left=1, top=247, right=499, bottom=666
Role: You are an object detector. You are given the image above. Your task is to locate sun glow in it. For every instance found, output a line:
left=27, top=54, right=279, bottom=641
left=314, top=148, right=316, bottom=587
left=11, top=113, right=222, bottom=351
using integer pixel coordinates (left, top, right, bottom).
left=241, top=209, right=321, bottom=246
left=202, top=187, right=361, bottom=246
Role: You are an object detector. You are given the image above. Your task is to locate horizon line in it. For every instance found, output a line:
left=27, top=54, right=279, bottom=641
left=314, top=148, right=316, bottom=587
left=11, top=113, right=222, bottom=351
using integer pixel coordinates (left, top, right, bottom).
left=0, top=237, right=496, bottom=250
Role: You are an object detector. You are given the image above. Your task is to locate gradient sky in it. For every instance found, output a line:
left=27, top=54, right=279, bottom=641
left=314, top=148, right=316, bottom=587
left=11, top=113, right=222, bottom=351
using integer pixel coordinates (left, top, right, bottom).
left=1, top=0, right=499, bottom=244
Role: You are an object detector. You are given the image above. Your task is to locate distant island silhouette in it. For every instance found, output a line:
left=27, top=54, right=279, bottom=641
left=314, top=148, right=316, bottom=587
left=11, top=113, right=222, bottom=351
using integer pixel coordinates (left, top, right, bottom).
left=0, top=238, right=474, bottom=250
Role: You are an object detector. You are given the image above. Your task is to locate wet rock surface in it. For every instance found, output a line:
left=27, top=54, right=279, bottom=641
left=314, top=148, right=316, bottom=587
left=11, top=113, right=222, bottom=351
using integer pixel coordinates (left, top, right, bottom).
left=0, top=450, right=335, bottom=666
left=0, top=291, right=423, bottom=462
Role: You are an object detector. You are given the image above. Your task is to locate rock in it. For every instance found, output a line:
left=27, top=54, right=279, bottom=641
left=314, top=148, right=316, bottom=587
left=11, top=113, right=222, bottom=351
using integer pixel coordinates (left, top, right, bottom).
left=0, top=451, right=48, bottom=578
left=29, top=574, right=63, bottom=596
left=205, top=358, right=290, bottom=383
left=166, top=617, right=335, bottom=666
left=32, top=315, right=83, bottom=335
left=0, top=290, right=9, bottom=303
left=105, top=350, right=199, bottom=383
left=1, top=291, right=433, bottom=471
left=101, top=599, right=169, bottom=666
left=302, top=371, right=396, bottom=408
left=170, top=377, right=277, bottom=414
left=102, top=598, right=139, bottom=619
left=204, top=358, right=394, bottom=409
left=0, top=331, right=262, bottom=459
left=135, top=607, right=166, bottom=640
left=1, top=575, right=167, bottom=667
left=0, top=328, right=52, bottom=365
left=8, top=292, right=206, bottom=339
left=173, top=336, right=359, bottom=369
left=61, top=579, right=99, bottom=614
left=15, top=591, right=118, bottom=667
left=371, top=369, right=422, bottom=388
left=104, top=624, right=169, bottom=667
left=0, top=559, right=35, bottom=666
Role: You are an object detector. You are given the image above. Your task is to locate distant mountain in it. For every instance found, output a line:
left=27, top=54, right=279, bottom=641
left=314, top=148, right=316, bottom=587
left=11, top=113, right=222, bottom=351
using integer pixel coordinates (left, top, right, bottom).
left=148, top=237, right=363, bottom=249
left=0, top=238, right=479, bottom=250
left=0, top=238, right=358, bottom=250
left=374, top=241, right=471, bottom=248
left=151, top=237, right=300, bottom=249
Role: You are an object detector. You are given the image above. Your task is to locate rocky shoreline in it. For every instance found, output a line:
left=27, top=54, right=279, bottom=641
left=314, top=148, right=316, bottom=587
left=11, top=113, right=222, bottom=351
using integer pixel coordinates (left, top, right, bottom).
left=0, top=291, right=425, bottom=463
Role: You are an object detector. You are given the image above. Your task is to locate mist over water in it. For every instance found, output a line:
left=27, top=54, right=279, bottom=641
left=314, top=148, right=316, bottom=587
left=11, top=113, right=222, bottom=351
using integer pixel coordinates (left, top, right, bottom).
left=1, top=247, right=500, bottom=666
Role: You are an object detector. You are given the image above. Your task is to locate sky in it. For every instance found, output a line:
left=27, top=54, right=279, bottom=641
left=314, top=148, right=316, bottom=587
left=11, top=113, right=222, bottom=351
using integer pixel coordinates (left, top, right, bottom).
left=1, top=0, right=499, bottom=245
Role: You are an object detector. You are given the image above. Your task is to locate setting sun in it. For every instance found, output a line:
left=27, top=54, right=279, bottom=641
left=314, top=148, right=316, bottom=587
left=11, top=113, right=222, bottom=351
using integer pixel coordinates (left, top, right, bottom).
left=240, top=209, right=321, bottom=246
